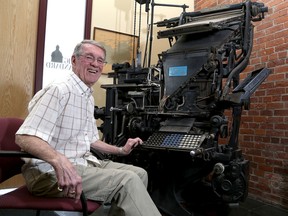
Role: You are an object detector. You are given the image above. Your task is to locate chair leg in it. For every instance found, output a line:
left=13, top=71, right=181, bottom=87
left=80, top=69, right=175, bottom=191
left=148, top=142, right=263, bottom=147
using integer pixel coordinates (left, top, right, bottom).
left=36, top=210, right=41, bottom=216
left=81, top=192, right=88, bottom=216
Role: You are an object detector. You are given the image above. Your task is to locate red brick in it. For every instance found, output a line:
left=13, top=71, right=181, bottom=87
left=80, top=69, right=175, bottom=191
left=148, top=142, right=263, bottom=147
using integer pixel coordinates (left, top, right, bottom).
left=275, top=151, right=288, bottom=159
left=249, top=175, right=259, bottom=182
left=253, top=156, right=265, bottom=163
left=258, top=47, right=275, bottom=56
left=266, top=102, right=284, bottom=109
left=260, top=110, right=273, bottom=116
left=261, top=193, right=282, bottom=205
left=257, top=182, right=272, bottom=193
left=262, top=150, right=275, bottom=158
left=250, top=57, right=261, bottom=65
left=280, top=138, right=288, bottom=145
left=265, top=159, right=283, bottom=167
left=255, top=129, right=267, bottom=135
left=256, top=20, right=273, bottom=31
left=260, top=55, right=269, bottom=63
left=282, top=95, right=288, bottom=101
left=275, top=42, right=288, bottom=52
left=276, top=80, right=288, bottom=89
left=260, top=123, right=273, bottom=130
left=274, top=1, right=288, bottom=12
left=274, top=65, right=288, bottom=73
left=194, top=0, right=288, bottom=209
left=254, top=169, right=265, bottom=177
left=254, top=142, right=266, bottom=149
left=267, top=116, right=284, bottom=123
left=275, top=29, right=288, bottom=40
left=272, top=188, right=288, bottom=198
left=270, top=137, right=280, bottom=144
left=243, top=135, right=254, bottom=142
left=274, top=15, right=288, bottom=26
left=269, top=144, right=285, bottom=151
left=275, top=124, right=288, bottom=130
left=260, top=79, right=274, bottom=88
left=247, top=148, right=263, bottom=156
left=267, top=130, right=285, bottom=137
left=267, top=59, right=286, bottom=68
left=250, top=103, right=266, bottom=109
left=267, top=88, right=286, bottom=96
left=274, top=167, right=288, bottom=175
left=247, top=110, right=260, bottom=116
left=268, top=73, right=285, bottom=81
left=266, top=38, right=284, bottom=49
left=274, top=110, right=288, bottom=116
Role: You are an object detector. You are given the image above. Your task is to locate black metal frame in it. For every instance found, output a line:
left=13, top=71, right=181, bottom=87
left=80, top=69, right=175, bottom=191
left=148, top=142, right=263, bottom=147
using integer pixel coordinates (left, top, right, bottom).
left=94, top=1, right=270, bottom=215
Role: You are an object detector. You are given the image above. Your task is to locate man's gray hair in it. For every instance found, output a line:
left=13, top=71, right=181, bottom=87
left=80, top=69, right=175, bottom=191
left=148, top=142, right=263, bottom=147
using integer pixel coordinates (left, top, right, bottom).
left=73, top=39, right=106, bottom=59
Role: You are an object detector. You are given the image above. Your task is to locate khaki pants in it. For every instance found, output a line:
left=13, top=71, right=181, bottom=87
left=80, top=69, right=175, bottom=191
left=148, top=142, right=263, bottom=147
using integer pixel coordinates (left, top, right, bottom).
left=22, top=160, right=161, bottom=216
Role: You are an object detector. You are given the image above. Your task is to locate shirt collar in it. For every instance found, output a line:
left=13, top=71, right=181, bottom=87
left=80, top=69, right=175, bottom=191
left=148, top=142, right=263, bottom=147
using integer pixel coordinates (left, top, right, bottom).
left=70, top=72, right=93, bottom=97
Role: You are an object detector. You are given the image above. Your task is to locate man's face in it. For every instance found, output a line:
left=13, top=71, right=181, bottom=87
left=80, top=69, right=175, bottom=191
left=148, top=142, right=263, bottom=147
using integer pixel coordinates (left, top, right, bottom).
left=72, top=43, right=106, bottom=87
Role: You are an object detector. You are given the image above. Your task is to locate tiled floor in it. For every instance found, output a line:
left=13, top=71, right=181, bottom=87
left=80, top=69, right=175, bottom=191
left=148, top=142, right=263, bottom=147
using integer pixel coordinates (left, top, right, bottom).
left=184, top=197, right=288, bottom=216
left=157, top=196, right=288, bottom=216
left=228, top=197, right=288, bottom=216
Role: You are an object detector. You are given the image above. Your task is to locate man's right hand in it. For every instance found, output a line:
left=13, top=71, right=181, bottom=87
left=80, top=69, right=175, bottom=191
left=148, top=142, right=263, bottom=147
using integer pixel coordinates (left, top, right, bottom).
left=53, top=154, right=82, bottom=201
left=15, top=134, right=83, bottom=201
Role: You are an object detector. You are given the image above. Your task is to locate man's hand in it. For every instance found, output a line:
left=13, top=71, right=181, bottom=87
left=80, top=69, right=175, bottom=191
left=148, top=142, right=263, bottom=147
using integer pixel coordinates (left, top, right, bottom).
left=54, top=154, right=83, bottom=201
left=15, top=135, right=83, bottom=201
left=120, top=137, right=143, bottom=155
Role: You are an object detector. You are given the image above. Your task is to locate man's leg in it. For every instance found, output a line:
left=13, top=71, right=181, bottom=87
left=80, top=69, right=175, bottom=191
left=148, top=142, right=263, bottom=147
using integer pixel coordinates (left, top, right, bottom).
left=79, top=162, right=161, bottom=216
left=100, top=160, right=148, bottom=187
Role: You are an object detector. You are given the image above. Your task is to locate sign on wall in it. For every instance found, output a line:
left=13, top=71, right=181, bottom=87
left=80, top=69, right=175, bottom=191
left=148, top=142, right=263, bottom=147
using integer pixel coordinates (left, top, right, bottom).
left=35, top=0, right=92, bottom=92
left=42, top=0, right=87, bottom=87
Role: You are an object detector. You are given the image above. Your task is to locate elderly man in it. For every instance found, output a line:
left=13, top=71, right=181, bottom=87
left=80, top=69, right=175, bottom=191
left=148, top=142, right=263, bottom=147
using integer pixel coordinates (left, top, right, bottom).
left=16, top=40, right=161, bottom=216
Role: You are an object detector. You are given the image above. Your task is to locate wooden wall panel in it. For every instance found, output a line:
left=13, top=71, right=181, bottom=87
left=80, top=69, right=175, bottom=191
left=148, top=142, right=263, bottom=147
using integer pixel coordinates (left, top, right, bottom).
left=0, top=0, right=39, bottom=118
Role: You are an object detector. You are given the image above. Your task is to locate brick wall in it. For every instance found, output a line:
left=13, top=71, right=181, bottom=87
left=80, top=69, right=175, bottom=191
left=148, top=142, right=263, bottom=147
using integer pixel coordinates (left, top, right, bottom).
left=194, top=0, right=288, bottom=209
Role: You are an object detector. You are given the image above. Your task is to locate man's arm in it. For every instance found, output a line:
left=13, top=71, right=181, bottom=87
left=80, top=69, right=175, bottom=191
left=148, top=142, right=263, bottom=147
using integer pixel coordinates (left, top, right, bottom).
left=15, top=134, right=82, bottom=201
left=91, top=137, right=143, bottom=156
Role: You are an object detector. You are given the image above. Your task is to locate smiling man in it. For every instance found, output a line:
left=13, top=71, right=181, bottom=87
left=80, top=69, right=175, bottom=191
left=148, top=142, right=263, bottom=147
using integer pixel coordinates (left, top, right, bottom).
left=15, top=40, right=161, bottom=216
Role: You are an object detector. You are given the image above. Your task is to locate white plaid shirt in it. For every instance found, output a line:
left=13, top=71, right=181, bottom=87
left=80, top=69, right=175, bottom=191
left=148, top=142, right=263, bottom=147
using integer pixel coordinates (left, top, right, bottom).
left=16, top=72, right=100, bottom=172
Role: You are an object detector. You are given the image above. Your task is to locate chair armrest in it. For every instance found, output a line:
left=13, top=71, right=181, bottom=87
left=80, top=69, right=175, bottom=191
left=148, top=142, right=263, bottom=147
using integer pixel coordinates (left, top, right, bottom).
left=90, top=147, right=106, bottom=160
left=0, top=150, right=36, bottom=158
left=0, top=150, right=90, bottom=215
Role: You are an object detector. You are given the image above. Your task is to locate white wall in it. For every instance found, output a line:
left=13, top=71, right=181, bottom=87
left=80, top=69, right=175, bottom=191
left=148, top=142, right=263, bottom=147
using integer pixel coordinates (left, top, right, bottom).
left=91, top=0, right=194, bottom=66
left=91, top=0, right=194, bottom=108
left=42, top=0, right=86, bottom=88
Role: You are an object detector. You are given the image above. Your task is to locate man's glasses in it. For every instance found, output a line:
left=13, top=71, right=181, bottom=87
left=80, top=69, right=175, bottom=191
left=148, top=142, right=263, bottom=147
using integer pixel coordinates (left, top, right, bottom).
left=79, top=54, right=107, bottom=66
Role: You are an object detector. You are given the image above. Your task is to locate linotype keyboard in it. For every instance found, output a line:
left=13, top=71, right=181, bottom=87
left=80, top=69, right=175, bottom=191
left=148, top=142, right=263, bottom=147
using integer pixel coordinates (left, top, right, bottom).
left=142, top=132, right=205, bottom=151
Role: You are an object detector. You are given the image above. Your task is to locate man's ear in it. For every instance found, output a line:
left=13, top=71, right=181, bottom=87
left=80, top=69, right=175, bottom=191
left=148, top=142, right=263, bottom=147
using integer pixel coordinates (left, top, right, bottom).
left=71, top=55, right=76, bottom=66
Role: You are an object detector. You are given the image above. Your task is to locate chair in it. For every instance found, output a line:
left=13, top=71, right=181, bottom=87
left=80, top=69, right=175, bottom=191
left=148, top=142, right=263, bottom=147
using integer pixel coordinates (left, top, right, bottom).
left=0, top=117, right=101, bottom=216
